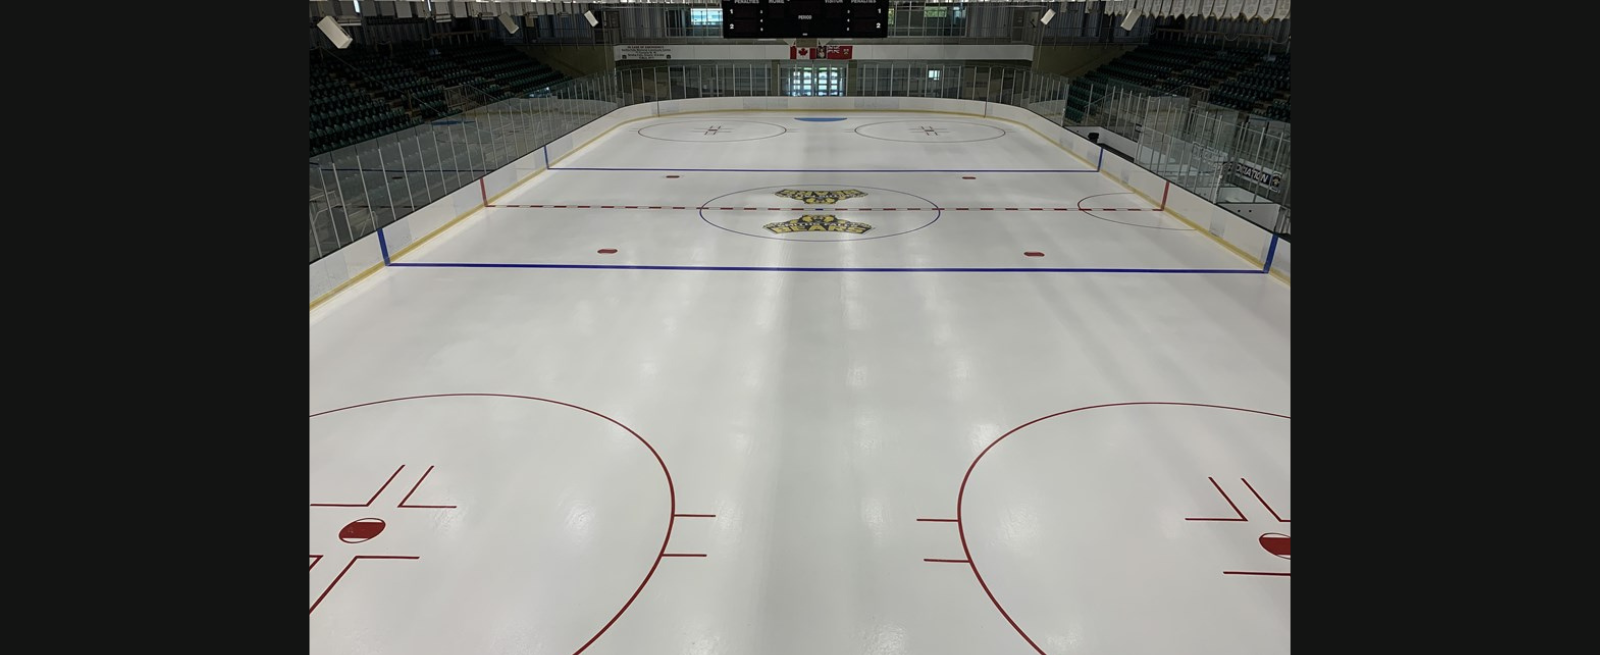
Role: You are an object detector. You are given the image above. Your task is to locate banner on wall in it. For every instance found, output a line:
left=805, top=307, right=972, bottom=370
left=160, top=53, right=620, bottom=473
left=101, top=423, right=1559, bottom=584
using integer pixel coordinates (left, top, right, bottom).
left=612, top=44, right=1027, bottom=62
left=1222, top=160, right=1284, bottom=190
left=791, top=45, right=853, bottom=60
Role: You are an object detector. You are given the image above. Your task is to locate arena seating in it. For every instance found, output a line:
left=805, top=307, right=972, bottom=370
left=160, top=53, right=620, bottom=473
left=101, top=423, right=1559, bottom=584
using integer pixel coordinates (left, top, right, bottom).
left=1066, top=41, right=1290, bottom=124
left=310, top=41, right=568, bottom=157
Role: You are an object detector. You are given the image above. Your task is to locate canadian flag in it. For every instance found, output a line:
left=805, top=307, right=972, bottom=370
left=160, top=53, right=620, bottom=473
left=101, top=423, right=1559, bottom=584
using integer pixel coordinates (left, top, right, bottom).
left=791, top=46, right=853, bottom=60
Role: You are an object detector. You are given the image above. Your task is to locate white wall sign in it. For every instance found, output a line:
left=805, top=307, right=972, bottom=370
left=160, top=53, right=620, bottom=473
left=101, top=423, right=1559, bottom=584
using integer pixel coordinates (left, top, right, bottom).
left=614, top=44, right=1037, bottom=62
left=615, top=45, right=681, bottom=61
left=1223, top=160, right=1284, bottom=190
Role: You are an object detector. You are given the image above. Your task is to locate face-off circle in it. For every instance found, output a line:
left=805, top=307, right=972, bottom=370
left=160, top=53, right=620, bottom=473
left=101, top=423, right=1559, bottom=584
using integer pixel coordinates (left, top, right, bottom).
left=954, top=402, right=1290, bottom=654
left=638, top=119, right=787, bottom=143
left=699, top=184, right=941, bottom=243
left=308, top=393, right=677, bottom=655
left=1078, top=192, right=1191, bottom=231
left=853, top=120, right=1007, bottom=143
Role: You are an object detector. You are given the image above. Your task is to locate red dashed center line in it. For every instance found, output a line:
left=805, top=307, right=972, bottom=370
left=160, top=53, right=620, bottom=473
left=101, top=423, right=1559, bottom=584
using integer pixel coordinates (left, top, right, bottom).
left=483, top=205, right=1158, bottom=212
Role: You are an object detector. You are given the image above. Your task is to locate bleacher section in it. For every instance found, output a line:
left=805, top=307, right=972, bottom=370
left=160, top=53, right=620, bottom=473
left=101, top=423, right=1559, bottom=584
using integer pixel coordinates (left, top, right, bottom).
left=1065, top=41, right=1290, bottom=124
left=445, top=42, right=566, bottom=99
left=310, top=57, right=417, bottom=156
left=309, top=41, right=568, bottom=157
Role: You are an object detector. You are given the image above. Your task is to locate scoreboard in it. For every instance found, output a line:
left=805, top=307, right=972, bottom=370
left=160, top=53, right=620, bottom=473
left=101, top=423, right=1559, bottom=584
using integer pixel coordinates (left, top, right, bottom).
left=721, top=0, right=889, bottom=39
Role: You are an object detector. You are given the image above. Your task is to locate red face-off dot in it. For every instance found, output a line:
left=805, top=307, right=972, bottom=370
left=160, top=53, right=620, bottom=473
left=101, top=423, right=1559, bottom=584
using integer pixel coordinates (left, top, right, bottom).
left=597, top=248, right=618, bottom=254
left=1259, top=533, right=1290, bottom=559
left=962, top=176, right=976, bottom=180
left=339, top=518, right=386, bottom=543
left=1024, top=251, right=1044, bottom=257
left=666, top=175, right=681, bottom=179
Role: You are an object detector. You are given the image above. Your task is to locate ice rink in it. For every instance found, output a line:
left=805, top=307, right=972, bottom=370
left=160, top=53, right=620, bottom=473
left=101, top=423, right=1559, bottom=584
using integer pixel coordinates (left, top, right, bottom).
left=310, top=110, right=1290, bottom=655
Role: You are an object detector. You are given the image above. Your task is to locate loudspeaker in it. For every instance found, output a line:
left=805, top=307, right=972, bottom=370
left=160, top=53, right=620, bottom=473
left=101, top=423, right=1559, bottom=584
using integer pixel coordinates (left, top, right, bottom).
left=583, top=10, right=598, bottom=27
left=317, top=15, right=353, bottom=49
left=1120, top=9, right=1142, bottom=30
left=498, top=12, right=520, bottom=33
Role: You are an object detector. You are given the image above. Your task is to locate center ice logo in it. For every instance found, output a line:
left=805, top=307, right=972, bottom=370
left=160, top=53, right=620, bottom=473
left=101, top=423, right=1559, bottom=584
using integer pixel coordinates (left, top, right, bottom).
left=763, top=214, right=874, bottom=234
left=774, top=188, right=867, bottom=205
left=765, top=188, right=875, bottom=233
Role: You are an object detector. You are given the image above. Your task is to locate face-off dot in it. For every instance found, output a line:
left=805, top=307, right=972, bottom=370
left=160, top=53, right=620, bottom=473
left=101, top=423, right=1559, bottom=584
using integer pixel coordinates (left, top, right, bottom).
left=1024, top=252, right=1044, bottom=257
left=1259, top=533, right=1290, bottom=559
left=339, top=518, right=386, bottom=543
left=597, top=249, right=618, bottom=254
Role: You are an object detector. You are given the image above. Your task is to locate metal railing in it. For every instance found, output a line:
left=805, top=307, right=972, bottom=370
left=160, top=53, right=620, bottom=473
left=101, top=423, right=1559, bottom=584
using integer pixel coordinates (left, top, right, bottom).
left=310, top=62, right=1291, bottom=263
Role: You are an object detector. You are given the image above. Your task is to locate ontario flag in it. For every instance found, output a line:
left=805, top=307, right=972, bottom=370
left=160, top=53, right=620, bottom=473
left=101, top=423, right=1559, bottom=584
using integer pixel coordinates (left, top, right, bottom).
left=790, top=45, right=853, bottom=60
